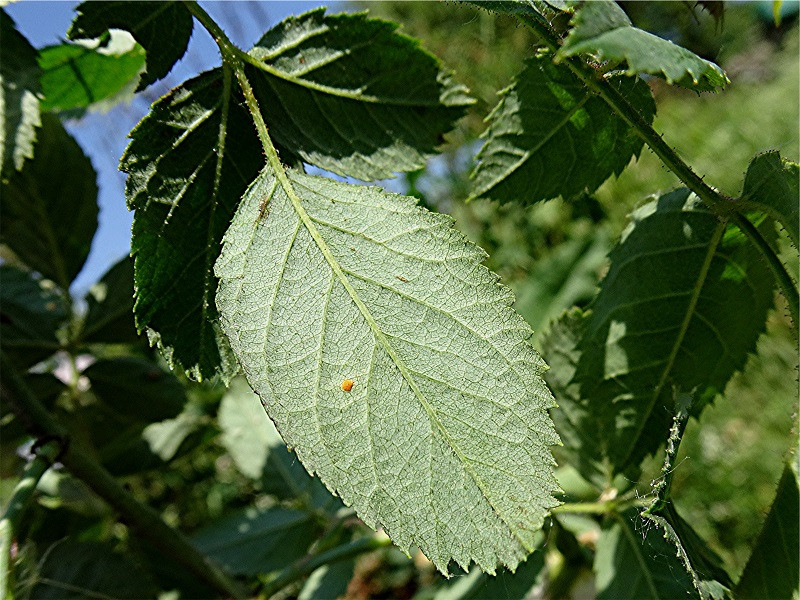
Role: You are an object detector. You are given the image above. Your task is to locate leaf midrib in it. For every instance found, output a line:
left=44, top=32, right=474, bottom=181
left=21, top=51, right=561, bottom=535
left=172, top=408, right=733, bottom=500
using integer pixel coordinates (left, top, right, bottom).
left=618, top=218, right=726, bottom=468
left=240, top=47, right=465, bottom=108
left=472, top=90, right=591, bottom=199
left=272, top=171, right=532, bottom=553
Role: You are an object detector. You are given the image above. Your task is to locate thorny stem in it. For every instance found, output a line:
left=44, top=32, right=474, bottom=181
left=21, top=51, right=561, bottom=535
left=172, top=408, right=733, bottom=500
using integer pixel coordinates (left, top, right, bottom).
left=516, top=10, right=799, bottom=327
left=0, top=352, right=249, bottom=600
left=645, top=392, right=692, bottom=515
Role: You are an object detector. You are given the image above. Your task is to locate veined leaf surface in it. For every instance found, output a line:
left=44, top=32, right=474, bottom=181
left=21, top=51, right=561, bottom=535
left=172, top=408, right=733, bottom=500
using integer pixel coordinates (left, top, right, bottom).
left=246, top=8, right=473, bottom=181
left=124, top=10, right=471, bottom=379
left=575, top=189, right=776, bottom=474
left=559, top=0, right=727, bottom=92
left=123, top=68, right=262, bottom=381
left=470, top=54, right=655, bottom=204
left=215, top=170, right=559, bottom=573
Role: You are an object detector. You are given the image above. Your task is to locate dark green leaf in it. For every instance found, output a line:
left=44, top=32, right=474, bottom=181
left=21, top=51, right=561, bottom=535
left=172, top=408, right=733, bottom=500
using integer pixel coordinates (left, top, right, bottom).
left=83, top=356, right=186, bottom=423
left=740, top=151, right=799, bottom=248
left=68, top=1, right=192, bottom=91
left=594, top=509, right=698, bottom=599
left=38, top=31, right=145, bottom=112
left=123, top=68, right=263, bottom=381
left=575, top=189, right=776, bottom=474
left=124, top=9, right=471, bottom=380
left=0, top=266, right=67, bottom=369
left=432, top=550, right=546, bottom=599
left=735, top=462, right=799, bottom=600
left=81, top=256, right=138, bottom=345
left=219, top=378, right=336, bottom=508
left=460, top=0, right=546, bottom=17
left=29, top=540, right=158, bottom=600
left=0, top=10, right=40, bottom=177
left=299, top=560, right=356, bottom=600
left=246, top=8, right=473, bottom=180
left=644, top=505, right=733, bottom=600
left=470, top=54, right=655, bottom=204
left=192, top=506, right=322, bottom=576
left=540, top=309, right=606, bottom=484
left=559, top=0, right=728, bottom=92
left=1, top=373, right=66, bottom=455
left=0, top=113, right=97, bottom=289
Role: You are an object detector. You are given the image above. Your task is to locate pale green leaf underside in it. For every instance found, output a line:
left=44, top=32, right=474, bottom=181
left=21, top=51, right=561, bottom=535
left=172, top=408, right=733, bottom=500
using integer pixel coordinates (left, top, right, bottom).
left=560, top=0, right=727, bottom=92
left=215, top=170, right=559, bottom=573
left=470, top=54, right=655, bottom=204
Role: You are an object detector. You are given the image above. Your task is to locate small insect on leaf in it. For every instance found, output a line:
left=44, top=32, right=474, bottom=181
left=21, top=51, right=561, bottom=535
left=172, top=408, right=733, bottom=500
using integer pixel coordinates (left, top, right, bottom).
left=341, top=378, right=354, bottom=392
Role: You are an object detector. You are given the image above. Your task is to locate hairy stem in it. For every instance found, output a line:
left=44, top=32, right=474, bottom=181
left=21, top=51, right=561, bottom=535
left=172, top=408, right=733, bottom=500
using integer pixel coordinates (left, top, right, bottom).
left=0, top=440, right=60, bottom=598
left=645, top=392, right=692, bottom=515
left=551, top=497, right=648, bottom=515
left=260, top=535, right=392, bottom=598
left=516, top=10, right=799, bottom=326
left=0, top=353, right=248, bottom=600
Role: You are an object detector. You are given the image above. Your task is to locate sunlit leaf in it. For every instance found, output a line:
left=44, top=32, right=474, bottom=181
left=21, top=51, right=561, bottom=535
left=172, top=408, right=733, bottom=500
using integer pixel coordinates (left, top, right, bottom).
left=38, top=30, right=145, bottom=113
left=470, top=54, right=654, bottom=204
left=559, top=0, right=728, bottom=91
left=246, top=8, right=473, bottom=181
left=68, top=1, right=192, bottom=90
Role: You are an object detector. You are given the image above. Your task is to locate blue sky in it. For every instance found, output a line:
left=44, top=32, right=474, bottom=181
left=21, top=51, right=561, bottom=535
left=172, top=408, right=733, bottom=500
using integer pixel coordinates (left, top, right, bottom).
left=7, top=1, right=346, bottom=295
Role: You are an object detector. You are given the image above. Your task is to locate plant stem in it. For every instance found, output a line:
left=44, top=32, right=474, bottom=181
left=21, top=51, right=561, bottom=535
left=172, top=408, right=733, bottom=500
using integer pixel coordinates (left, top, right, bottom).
left=516, top=10, right=799, bottom=326
left=260, top=535, right=392, bottom=598
left=0, top=440, right=60, bottom=598
left=645, top=392, right=692, bottom=515
left=0, top=353, right=248, bottom=600
left=550, top=497, right=648, bottom=515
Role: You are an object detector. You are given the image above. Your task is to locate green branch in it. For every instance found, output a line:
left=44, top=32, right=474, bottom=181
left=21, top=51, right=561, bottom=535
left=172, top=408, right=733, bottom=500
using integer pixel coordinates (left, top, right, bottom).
left=0, top=352, right=248, bottom=600
left=515, top=10, right=799, bottom=326
left=0, top=440, right=60, bottom=598
left=260, top=535, right=392, bottom=598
